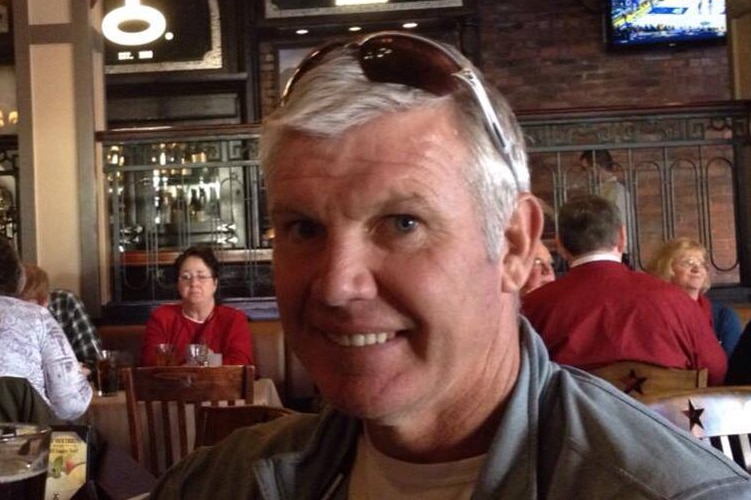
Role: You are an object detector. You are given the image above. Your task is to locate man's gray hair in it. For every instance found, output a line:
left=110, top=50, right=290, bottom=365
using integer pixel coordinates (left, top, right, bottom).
left=260, top=43, right=530, bottom=261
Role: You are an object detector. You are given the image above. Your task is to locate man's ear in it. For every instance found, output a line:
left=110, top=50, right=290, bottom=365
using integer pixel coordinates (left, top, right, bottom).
left=501, top=193, right=544, bottom=293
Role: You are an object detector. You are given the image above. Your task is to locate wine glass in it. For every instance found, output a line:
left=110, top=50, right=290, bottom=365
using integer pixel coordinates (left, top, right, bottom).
left=186, top=344, right=209, bottom=366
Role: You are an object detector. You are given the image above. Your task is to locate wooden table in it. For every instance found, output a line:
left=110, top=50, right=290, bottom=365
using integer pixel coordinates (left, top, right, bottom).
left=85, top=377, right=282, bottom=457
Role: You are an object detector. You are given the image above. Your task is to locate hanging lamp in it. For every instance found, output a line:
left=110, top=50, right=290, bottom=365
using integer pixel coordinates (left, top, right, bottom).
left=102, top=0, right=167, bottom=47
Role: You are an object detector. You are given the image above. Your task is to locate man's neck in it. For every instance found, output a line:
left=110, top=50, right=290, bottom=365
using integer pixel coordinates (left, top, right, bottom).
left=364, top=344, right=519, bottom=464
left=570, top=250, right=622, bottom=268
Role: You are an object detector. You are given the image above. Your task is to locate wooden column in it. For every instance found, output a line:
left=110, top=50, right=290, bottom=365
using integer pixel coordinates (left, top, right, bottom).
left=13, top=0, right=106, bottom=312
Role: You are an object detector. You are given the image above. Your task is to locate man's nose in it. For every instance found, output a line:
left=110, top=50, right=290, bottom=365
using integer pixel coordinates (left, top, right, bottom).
left=311, top=239, right=378, bottom=307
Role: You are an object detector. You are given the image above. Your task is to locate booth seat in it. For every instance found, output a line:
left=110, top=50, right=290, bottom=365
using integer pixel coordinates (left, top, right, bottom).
left=97, top=320, right=316, bottom=408
left=97, top=304, right=751, bottom=409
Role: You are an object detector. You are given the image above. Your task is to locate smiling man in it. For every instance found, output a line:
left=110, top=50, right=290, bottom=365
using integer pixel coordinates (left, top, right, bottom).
left=151, top=32, right=751, bottom=499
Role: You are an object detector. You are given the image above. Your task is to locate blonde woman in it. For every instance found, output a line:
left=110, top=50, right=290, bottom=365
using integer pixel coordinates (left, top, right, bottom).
left=646, top=237, right=742, bottom=357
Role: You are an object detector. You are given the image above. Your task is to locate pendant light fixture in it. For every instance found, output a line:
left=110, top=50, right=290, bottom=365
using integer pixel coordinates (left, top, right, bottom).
left=102, top=0, right=167, bottom=47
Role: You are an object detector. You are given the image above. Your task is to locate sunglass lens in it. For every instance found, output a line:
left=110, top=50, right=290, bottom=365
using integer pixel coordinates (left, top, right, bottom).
left=359, top=35, right=461, bottom=96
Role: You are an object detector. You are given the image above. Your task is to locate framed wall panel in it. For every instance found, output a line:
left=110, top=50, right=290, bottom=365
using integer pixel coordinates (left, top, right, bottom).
left=104, top=0, right=223, bottom=74
left=263, top=0, right=466, bottom=20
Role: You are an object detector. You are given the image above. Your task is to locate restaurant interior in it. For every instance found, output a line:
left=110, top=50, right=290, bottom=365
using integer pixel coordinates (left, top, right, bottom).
left=2, top=0, right=751, bottom=496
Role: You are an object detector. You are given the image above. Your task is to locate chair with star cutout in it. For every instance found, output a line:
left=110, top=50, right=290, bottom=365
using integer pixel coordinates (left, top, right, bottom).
left=642, top=386, right=751, bottom=473
left=588, top=360, right=708, bottom=401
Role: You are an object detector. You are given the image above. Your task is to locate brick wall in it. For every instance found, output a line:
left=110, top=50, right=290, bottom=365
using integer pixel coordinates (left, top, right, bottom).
left=477, top=0, right=731, bottom=110
left=256, top=0, right=740, bottom=287
left=259, top=1, right=731, bottom=114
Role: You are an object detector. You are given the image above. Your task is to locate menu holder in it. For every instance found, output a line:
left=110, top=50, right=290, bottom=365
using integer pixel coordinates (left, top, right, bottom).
left=45, top=425, right=93, bottom=500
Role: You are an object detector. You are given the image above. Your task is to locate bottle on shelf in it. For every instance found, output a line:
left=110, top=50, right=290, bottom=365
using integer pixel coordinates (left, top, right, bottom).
left=159, top=191, right=172, bottom=225
left=207, top=186, right=220, bottom=219
left=172, top=187, right=188, bottom=227
left=196, top=188, right=207, bottom=222
left=189, top=189, right=199, bottom=221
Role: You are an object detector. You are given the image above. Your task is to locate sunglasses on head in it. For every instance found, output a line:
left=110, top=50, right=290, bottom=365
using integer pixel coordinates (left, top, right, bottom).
left=281, top=31, right=521, bottom=190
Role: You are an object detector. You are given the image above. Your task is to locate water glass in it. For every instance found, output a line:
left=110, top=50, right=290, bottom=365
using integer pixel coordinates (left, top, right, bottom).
left=186, top=344, right=209, bottom=367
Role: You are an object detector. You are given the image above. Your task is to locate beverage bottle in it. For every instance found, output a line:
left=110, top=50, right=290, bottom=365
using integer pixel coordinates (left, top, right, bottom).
left=189, top=189, right=199, bottom=221
left=172, top=187, right=187, bottom=227
left=195, top=188, right=207, bottom=222
left=160, top=192, right=172, bottom=224
left=207, top=187, right=220, bottom=219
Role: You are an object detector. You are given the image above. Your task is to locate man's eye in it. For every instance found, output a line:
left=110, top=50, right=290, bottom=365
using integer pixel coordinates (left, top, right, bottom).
left=392, top=215, right=419, bottom=233
left=289, top=220, right=321, bottom=240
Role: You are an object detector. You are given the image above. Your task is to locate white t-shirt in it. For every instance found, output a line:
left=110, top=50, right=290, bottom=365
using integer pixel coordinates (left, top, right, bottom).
left=348, top=430, right=486, bottom=500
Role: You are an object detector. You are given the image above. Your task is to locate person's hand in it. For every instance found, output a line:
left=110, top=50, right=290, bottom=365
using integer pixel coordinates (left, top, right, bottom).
left=79, top=363, right=91, bottom=377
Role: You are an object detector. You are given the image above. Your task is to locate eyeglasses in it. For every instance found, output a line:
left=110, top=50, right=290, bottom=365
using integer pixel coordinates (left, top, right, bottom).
left=533, top=257, right=555, bottom=274
left=675, top=257, right=709, bottom=271
left=281, top=31, right=520, bottom=189
left=178, top=273, right=214, bottom=283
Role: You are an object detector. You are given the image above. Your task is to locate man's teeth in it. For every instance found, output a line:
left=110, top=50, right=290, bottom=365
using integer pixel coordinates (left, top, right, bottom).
left=326, top=332, right=395, bottom=347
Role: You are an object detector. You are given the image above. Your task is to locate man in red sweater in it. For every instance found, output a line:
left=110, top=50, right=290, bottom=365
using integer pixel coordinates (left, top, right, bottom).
left=523, top=195, right=726, bottom=385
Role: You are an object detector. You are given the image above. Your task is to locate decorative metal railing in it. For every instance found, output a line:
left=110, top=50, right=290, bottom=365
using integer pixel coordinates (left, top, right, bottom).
left=519, top=102, right=751, bottom=288
left=97, top=102, right=751, bottom=307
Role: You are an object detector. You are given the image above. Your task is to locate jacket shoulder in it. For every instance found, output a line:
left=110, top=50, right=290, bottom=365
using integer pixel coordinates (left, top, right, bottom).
left=150, top=412, right=322, bottom=499
left=539, top=369, right=751, bottom=498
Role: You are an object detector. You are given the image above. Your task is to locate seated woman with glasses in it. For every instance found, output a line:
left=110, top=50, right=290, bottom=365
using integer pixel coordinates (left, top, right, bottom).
left=646, top=237, right=741, bottom=357
left=521, top=241, right=556, bottom=295
left=140, top=245, right=254, bottom=366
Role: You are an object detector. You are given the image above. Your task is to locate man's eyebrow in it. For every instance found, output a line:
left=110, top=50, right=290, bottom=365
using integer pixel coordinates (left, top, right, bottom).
left=270, top=206, right=309, bottom=220
left=378, top=190, right=433, bottom=209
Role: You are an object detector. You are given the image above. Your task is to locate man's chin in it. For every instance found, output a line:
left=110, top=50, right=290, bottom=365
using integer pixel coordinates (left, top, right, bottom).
left=329, top=400, right=397, bottom=423
left=322, top=385, right=401, bottom=421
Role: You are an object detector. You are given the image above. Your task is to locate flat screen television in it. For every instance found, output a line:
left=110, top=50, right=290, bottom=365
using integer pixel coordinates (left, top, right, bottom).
left=605, top=0, right=726, bottom=50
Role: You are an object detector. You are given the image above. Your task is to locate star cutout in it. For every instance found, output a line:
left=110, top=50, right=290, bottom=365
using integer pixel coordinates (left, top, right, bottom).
left=681, top=399, right=705, bottom=430
left=620, top=369, right=648, bottom=395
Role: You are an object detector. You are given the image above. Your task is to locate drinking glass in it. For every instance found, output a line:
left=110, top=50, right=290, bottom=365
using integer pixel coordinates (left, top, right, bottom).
left=95, top=350, right=120, bottom=396
left=186, top=344, right=209, bottom=367
left=155, top=343, right=176, bottom=366
left=0, top=423, right=51, bottom=500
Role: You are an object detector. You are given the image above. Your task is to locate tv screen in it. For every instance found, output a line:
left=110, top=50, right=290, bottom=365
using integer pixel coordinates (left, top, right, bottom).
left=606, top=0, right=726, bottom=49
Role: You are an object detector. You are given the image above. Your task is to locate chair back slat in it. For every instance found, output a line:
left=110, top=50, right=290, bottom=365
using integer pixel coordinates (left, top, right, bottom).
left=159, top=402, right=174, bottom=465
left=717, top=435, right=734, bottom=461
left=177, top=400, right=189, bottom=457
left=738, top=434, right=751, bottom=471
left=144, top=402, right=159, bottom=474
left=644, top=386, right=751, bottom=473
left=589, top=360, right=707, bottom=400
left=123, top=365, right=255, bottom=476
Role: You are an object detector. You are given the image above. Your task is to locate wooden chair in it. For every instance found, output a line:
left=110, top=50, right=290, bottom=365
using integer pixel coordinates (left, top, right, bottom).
left=643, top=386, right=751, bottom=472
left=194, top=404, right=296, bottom=447
left=122, top=365, right=255, bottom=476
left=588, top=360, right=708, bottom=401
